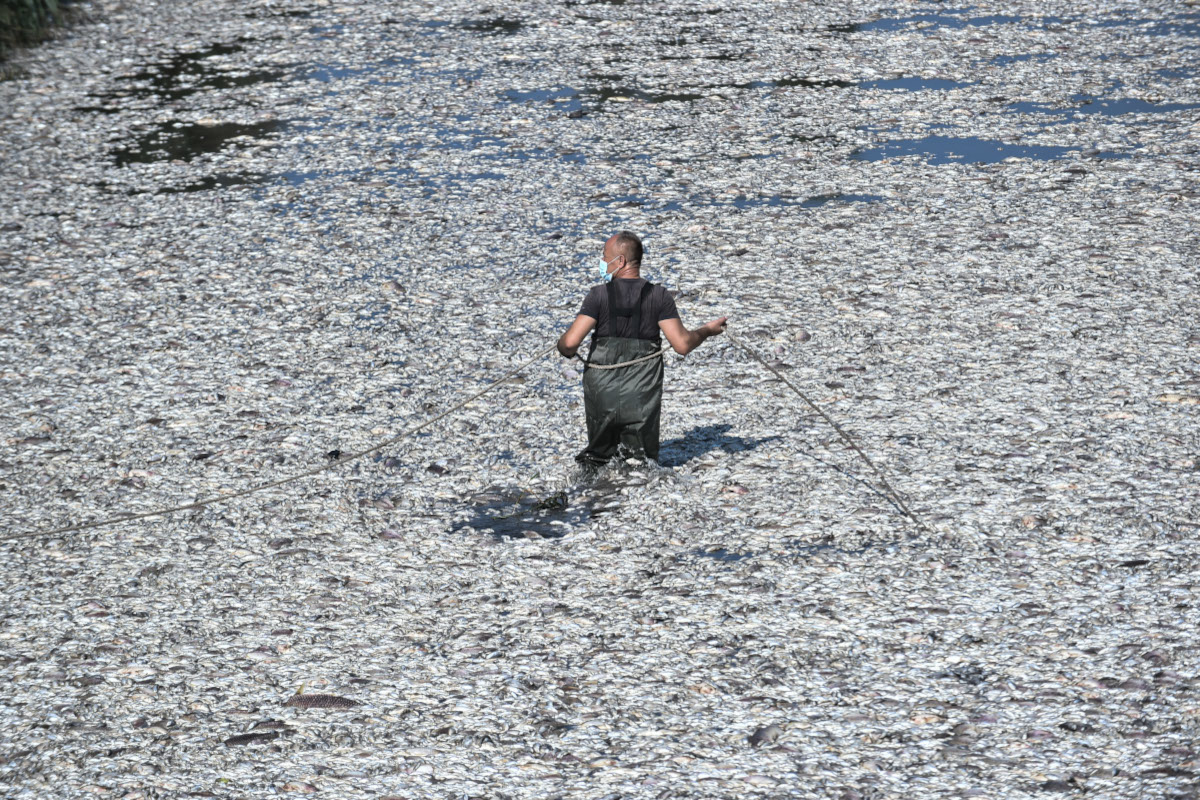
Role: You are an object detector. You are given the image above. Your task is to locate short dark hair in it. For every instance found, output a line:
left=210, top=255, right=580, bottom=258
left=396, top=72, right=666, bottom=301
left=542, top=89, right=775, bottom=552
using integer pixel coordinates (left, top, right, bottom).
left=613, top=231, right=643, bottom=265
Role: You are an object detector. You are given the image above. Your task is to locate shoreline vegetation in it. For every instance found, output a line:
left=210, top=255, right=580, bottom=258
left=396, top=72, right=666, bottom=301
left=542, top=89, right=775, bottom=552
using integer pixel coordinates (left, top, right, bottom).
left=1, top=0, right=70, bottom=69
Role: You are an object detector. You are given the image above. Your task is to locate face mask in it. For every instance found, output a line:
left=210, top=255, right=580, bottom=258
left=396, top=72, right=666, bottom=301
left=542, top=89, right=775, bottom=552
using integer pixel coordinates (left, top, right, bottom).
left=599, top=256, right=617, bottom=283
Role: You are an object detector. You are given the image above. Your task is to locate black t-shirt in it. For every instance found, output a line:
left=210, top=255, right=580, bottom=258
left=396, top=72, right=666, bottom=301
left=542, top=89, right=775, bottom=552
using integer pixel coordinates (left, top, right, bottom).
left=579, top=278, right=680, bottom=342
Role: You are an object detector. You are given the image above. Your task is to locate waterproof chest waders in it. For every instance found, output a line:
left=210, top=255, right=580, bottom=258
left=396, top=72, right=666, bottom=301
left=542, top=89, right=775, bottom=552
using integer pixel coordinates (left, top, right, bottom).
left=578, top=281, right=665, bottom=465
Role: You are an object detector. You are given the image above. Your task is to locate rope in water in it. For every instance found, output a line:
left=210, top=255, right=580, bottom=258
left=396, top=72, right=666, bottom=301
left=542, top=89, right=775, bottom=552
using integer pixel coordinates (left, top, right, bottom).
left=725, top=330, right=928, bottom=533
left=1, top=344, right=559, bottom=542
left=573, top=327, right=926, bottom=531
left=3, top=330, right=925, bottom=542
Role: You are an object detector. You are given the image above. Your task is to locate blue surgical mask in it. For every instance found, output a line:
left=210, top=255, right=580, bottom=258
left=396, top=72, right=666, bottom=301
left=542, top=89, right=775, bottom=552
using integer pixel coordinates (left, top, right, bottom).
left=599, top=256, right=617, bottom=283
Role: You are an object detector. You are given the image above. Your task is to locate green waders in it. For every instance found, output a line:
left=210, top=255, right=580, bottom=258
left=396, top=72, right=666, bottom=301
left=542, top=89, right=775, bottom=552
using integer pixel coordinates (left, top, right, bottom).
left=577, top=281, right=665, bottom=466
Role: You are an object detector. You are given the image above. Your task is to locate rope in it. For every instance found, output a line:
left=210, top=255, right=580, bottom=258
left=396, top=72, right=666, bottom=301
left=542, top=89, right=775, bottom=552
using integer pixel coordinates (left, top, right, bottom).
left=4, top=330, right=928, bottom=542
left=575, top=346, right=670, bottom=370
left=725, top=330, right=928, bottom=534
left=2, top=344, right=559, bottom=543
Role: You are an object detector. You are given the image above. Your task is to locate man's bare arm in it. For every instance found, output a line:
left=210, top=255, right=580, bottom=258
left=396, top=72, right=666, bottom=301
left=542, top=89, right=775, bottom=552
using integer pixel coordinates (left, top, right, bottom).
left=659, top=316, right=728, bottom=356
left=558, top=314, right=597, bottom=358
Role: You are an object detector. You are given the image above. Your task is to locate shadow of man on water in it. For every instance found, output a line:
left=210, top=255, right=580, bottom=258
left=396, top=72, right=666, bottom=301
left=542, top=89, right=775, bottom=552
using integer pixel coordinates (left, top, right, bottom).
left=657, top=423, right=781, bottom=468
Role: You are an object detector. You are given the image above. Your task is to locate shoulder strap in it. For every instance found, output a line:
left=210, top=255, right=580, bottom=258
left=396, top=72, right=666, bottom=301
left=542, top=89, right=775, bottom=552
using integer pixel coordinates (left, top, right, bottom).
left=597, top=280, right=656, bottom=339
left=631, top=281, right=654, bottom=340
left=606, top=279, right=622, bottom=316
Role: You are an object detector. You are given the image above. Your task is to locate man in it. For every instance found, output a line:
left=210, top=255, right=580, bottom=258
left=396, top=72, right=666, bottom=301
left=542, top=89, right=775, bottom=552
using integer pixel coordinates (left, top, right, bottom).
left=557, top=231, right=728, bottom=467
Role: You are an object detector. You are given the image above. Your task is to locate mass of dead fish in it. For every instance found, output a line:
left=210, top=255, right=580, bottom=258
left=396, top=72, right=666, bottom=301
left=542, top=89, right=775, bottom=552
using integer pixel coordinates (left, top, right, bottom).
left=1, top=0, right=1197, bottom=797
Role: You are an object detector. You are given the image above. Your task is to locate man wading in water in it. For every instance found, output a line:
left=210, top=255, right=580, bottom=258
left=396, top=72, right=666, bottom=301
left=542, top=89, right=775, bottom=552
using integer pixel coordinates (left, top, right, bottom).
left=557, top=232, right=728, bottom=467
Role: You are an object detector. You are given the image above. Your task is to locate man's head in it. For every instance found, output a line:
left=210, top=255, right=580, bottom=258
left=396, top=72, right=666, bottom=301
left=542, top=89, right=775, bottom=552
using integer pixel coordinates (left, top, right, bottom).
left=602, top=231, right=643, bottom=278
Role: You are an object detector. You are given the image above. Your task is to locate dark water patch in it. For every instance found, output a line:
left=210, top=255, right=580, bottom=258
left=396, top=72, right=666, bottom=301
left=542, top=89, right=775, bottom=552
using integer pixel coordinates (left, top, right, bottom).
left=1157, top=67, right=1197, bottom=79
left=460, top=17, right=526, bottom=34
left=93, top=43, right=288, bottom=104
left=111, top=120, right=285, bottom=167
left=853, top=135, right=1127, bottom=165
left=1008, top=96, right=1200, bottom=119
left=858, top=77, right=974, bottom=91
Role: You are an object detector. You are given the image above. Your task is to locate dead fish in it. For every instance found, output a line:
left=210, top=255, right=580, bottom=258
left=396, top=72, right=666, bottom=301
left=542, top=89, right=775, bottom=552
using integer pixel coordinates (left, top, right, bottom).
left=284, top=694, right=360, bottom=709
left=251, top=719, right=291, bottom=731
left=224, top=731, right=279, bottom=746
left=748, top=724, right=782, bottom=747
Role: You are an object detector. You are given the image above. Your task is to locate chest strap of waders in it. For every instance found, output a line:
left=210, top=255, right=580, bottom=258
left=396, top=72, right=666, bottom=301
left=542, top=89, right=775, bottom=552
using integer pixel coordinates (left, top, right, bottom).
left=585, top=280, right=656, bottom=367
left=604, top=280, right=655, bottom=339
